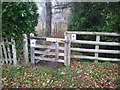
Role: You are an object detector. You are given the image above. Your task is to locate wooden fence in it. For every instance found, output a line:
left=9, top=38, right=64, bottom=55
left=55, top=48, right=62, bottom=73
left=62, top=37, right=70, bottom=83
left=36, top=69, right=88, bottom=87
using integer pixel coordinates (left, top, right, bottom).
left=29, top=33, right=71, bottom=66
left=1, top=32, right=120, bottom=66
left=0, top=34, right=29, bottom=65
left=65, top=31, right=120, bottom=65
left=0, top=38, right=17, bottom=65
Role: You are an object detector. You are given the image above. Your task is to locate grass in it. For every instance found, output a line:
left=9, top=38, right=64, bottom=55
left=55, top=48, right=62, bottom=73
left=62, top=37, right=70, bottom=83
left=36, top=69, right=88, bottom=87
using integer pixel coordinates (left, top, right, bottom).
left=2, top=60, right=120, bottom=88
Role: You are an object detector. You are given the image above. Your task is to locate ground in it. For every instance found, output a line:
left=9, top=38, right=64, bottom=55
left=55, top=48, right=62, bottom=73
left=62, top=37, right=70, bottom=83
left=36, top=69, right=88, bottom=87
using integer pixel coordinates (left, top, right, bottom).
left=2, top=60, right=120, bottom=88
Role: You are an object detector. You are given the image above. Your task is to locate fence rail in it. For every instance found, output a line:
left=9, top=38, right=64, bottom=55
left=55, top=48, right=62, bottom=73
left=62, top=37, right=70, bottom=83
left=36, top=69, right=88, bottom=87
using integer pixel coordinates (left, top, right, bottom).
left=65, top=31, right=120, bottom=63
left=71, top=48, right=120, bottom=54
left=66, top=31, right=120, bottom=36
left=71, top=55, right=120, bottom=61
left=71, top=40, right=120, bottom=46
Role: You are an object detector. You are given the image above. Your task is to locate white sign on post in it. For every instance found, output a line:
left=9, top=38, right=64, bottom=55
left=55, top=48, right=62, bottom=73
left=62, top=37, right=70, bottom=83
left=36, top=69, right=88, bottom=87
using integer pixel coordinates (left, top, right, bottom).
left=71, top=34, right=76, bottom=40
left=30, top=39, right=36, bottom=47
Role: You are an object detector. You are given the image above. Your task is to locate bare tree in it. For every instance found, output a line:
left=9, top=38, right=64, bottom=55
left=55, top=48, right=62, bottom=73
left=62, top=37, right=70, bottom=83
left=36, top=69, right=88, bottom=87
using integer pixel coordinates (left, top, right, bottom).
left=45, top=1, right=72, bottom=37
left=45, top=1, right=52, bottom=37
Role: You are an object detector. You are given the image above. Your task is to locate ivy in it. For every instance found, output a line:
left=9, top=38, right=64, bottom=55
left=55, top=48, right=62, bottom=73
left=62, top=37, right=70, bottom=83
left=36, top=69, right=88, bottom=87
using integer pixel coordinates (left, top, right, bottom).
left=2, top=2, right=39, bottom=62
left=68, top=2, right=120, bottom=41
left=2, top=2, right=38, bottom=39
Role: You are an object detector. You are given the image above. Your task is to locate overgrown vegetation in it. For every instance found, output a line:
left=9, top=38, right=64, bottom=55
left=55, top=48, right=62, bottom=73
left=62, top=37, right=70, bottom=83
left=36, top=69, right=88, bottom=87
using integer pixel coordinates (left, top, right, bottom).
left=2, top=2, right=38, bottom=62
left=2, top=61, right=119, bottom=88
left=68, top=2, right=120, bottom=58
left=68, top=2, right=120, bottom=33
left=2, top=2, right=38, bottom=39
left=68, top=2, right=119, bottom=42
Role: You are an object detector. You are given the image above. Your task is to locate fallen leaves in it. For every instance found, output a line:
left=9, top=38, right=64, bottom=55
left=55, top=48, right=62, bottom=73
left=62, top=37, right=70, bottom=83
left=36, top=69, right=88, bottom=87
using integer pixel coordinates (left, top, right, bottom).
left=2, top=61, right=119, bottom=88
left=60, top=72, right=66, bottom=75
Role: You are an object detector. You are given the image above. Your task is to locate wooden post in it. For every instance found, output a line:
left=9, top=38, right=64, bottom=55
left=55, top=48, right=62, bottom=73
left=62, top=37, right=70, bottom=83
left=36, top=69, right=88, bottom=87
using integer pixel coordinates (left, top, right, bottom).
left=95, top=35, right=100, bottom=62
left=64, top=35, right=67, bottom=66
left=53, top=23, right=55, bottom=36
left=55, top=23, right=57, bottom=34
left=42, top=23, right=44, bottom=36
left=2, top=40, right=7, bottom=64
left=6, top=39, right=12, bottom=64
left=55, top=41, right=59, bottom=61
left=0, top=41, right=2, bottom=64
left=64, top=33, right=71, bottom=66
left=11, top=38, right=17, bottom=65
left=30, top=33, right=35, bottom=64
left=23, top=34, right=29, bottom=64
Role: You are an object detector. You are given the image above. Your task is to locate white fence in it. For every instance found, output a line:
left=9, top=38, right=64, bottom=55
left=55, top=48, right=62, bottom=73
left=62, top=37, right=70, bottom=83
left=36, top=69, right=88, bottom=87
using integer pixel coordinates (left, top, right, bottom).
left=1, top=32, right=120, bottom=66
left=29, top=33, right=70, bottom=66
left=0, top=34, right=29, bottom=65
left=0, top=38, right=17, bottom=65
left=65, top=31, right=120, bottom=65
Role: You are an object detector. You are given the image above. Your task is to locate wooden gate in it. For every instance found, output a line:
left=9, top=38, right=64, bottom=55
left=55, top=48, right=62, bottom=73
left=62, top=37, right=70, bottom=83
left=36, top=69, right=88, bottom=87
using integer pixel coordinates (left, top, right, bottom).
left=0, top=38, right=17, bottom=65
left=29, top=33, right=70, bottom=66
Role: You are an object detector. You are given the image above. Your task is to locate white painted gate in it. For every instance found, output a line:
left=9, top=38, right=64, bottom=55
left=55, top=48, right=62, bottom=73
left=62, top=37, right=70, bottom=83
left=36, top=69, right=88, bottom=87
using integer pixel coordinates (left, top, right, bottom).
left=0, top=38, right=17, bottom=65
left=29, top=33, right=71, bottom=66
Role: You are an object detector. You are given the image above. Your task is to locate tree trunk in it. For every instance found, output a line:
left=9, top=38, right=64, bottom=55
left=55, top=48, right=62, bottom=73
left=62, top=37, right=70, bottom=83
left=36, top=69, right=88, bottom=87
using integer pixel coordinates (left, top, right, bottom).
left=45, top=2, right=52, bottom=37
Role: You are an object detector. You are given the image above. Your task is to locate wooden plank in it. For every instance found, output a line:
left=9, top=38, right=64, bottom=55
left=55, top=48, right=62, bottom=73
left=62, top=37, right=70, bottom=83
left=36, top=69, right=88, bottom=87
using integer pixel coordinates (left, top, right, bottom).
left=30, top=47, right=35, bottom=64
left=95, top=35, right=100, bottom=62
left=71, top=55, right=120, bottom=61
left=64, top=34, right=71, bottom=66
left=34, top=45, right=55, bottom=49
left=34, top=45, right=64, bottom=50
left=38, top=43, right=55, bottom=60
left=35, top=56, right=64, bottom=63
left=64, top=35, right=68, bottom=66
left=2, top=41, right=8, bottom=64
left=34, top=50, right=64, bottom=56
left=30, top=33, right=35, bottom=64
left=71, top=48, right=120, bottom=54
left=30, top=37, right=46, bottom=41
left=23, top=34, right=29, bottom=64
left=64, top=36, right=67, bottom=66
left=71, top=40, right=120, bottom=46
left=6, top=39, right=12, bottom=64
left=11, top=38, right=17, bottom=65
left=0, top=42, right=2, bottom=63
left=66, top=31, right=120, bottom=36
left=68, top=34, right=71, bottom=66
left=29, top=36, right=65, bottom=42
left=55, top=41, right=59, bottom=61
left=4, top=42, right=12, bottom=45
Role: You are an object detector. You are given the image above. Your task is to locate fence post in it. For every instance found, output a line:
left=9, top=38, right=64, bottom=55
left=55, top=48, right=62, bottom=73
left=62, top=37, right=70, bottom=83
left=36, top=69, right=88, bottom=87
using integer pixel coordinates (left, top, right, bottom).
left=30, top=33, right=35, bottom=64
left=0, top=41, right=2, bottom=64
left=55, top=40, right=59, bottom=61
left=6, top=39, right=12, bottom=64
left=64, top=33, right=71, bottom=66
left=11, top=38, right=17, bottom=65
left=23, top=34, right=29, bottom=64
left=2, top=40, right=7, bottom=64
left=95, top=35, right=100, bottom=62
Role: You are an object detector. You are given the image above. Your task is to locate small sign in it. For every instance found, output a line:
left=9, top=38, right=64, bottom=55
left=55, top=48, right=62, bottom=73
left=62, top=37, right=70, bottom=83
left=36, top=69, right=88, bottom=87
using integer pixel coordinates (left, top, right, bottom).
left=30, top=39, right=36, bottom=47
left=46, top=38, right=56, bottom=42
left=71, top=34, right=76, bottom=40
left=65, top=35, right=67, bottom=40
left=57, top=39, right=63, bottom=43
